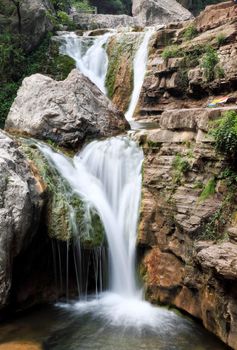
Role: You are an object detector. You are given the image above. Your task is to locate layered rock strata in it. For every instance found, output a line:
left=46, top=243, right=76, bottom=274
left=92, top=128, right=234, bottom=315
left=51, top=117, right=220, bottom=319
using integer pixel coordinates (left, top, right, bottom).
left=134, top=99, right=237, bottom=349
left=132, top=1, right=237, bottom=122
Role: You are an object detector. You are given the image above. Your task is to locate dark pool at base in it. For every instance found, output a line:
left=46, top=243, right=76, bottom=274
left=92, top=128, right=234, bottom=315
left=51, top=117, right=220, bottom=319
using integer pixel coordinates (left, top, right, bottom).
left=0, top=301, right=229, bottom=350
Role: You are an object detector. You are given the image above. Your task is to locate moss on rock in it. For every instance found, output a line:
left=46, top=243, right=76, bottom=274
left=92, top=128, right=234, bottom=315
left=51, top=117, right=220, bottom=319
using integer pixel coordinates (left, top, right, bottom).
left=105, top=32, right=142, bottom=112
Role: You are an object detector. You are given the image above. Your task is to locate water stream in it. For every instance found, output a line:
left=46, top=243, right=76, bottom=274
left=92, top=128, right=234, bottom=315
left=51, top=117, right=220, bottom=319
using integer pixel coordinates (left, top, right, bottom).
left=125, top=30, right=154, bottom=121
left=58, top=32, right=112, bottom=94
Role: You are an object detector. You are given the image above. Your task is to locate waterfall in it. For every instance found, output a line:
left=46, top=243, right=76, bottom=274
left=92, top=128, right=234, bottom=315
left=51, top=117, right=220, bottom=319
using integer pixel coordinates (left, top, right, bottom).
left=125, top=30, right=154, bottom=121
left=38, top=136, right=143, bottom=298
left=58, top=32, right=112, bottom=94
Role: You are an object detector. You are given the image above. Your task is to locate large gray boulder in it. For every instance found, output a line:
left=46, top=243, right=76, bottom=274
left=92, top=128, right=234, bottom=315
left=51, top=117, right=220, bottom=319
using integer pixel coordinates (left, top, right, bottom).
left=132, top=0, right=193, bottom=25
left=5, top=69, right=129, bottom=149
left=0, top=131, right=44, bottom=308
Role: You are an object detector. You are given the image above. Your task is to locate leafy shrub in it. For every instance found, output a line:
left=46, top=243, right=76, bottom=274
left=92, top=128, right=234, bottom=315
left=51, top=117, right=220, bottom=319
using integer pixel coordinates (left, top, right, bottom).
left=183, top=25, right=198, bottom=41
left=172, top=154, right=190, bottom=184
left=57, top=10, right=76, bottom=29
left=161, top=45, right=180, bottom=60
left=72, top=0, right=94, bottom=12
left=212, top=110, right=237, bottom=162
left=201, top=46, right=219, bottom=82
left=199, top=178, right=216, bottom=201
left=216, top=33, right=226, bottom=47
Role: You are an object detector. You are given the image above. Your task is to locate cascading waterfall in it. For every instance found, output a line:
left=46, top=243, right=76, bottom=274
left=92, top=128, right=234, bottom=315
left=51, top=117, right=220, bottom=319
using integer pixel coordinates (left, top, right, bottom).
left=38, top=136, right=143, bottom=300
left=58, top=32, right=112, bottom=93
left=125, top=30, right=154, bottom=121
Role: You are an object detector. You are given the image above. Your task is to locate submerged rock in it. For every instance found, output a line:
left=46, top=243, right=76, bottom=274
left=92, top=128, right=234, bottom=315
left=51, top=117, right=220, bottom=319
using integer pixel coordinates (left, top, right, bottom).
left=5, top=69, right=129, bottom=149
left=0, top=131, right=44, bottom=309
left=132, top=0, right=193, bottom=26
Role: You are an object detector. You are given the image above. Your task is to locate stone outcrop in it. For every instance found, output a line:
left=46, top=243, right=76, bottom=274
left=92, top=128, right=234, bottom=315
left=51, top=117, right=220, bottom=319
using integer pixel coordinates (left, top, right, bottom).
left=132, top=0, right=193, bottom=26
left=72, top=12, right=138, bottom=30
left=5, top=69, right=129, bottom=149
left=0, top=130, right=44, bottom=309
left=133, top=1, right=237, bottom=122
left=195, top=1, right=237, bottom=32
left=0, top=0, right=54, bottom=52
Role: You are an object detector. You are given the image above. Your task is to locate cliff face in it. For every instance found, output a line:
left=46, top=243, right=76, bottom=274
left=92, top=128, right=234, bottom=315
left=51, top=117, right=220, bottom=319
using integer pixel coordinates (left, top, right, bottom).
left=132, top=2, right=237, bottom=349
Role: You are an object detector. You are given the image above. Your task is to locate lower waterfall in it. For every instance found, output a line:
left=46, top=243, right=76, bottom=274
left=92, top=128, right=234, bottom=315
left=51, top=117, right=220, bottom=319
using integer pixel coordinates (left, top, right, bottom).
left=38, top=136, right=143, bottom=300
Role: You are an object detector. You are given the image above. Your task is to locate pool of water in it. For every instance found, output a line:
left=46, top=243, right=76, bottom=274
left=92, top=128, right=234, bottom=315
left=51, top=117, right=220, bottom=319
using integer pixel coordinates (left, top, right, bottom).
left=0, top=293, right=228, bottom=350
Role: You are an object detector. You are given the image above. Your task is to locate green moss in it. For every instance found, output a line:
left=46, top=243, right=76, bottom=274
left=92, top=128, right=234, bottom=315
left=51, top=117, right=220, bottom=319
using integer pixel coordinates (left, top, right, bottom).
left=199, top=178, right=216, bottom=201
left=105, top=34, right=141, bottom=100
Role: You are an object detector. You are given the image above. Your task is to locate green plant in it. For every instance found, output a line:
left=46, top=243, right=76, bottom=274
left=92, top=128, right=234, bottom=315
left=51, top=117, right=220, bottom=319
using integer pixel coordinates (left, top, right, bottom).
left=211, top=110, right=237, bottom=162
left=216, top=33, right=226, bottom=47
left=183, top=25, right=198, bottom=41
left=201, top=46, right=219, bottom=82
left=72, top=0, right=94, bottom=12
left=214, top=65, right=225, bottom=79
left=172, top=154, right=190, bottom=184
left=57, top=10, right=76, bottom=29
left=161, top=45, right=180, bottom=60
left=199, top=178, right=216, bottom=201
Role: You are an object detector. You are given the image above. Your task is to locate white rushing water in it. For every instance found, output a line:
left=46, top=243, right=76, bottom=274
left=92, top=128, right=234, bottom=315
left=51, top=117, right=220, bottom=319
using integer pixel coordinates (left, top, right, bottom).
left=39, top=137, right=143, bottom=298
left=125, top=30, right=154, bottom=121
left=38, top=137, right=171, bottom=328
left=58, top=32, right=112, bottom=94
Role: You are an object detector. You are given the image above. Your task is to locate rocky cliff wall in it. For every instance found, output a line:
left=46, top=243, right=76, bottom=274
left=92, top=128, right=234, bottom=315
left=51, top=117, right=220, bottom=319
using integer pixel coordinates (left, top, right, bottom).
left=131, top=2, right=237, bottom=349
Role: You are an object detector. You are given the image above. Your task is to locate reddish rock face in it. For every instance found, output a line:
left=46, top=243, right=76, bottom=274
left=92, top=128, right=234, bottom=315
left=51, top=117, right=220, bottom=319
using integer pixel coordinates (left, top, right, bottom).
left=195, top=1, right=236, bottom=32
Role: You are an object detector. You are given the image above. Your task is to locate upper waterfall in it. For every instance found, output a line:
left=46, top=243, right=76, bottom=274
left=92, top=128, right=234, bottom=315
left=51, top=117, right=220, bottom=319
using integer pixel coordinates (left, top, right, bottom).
left=125, top=30, right=154, bottom=121
left=58, top=32, right=112, bottom=94
left=38, top=136, right=143, bottom=298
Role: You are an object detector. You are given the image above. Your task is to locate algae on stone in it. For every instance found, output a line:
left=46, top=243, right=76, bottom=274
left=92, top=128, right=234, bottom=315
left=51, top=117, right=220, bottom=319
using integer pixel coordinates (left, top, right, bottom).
left=105, top=32, right=143, bottom=112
